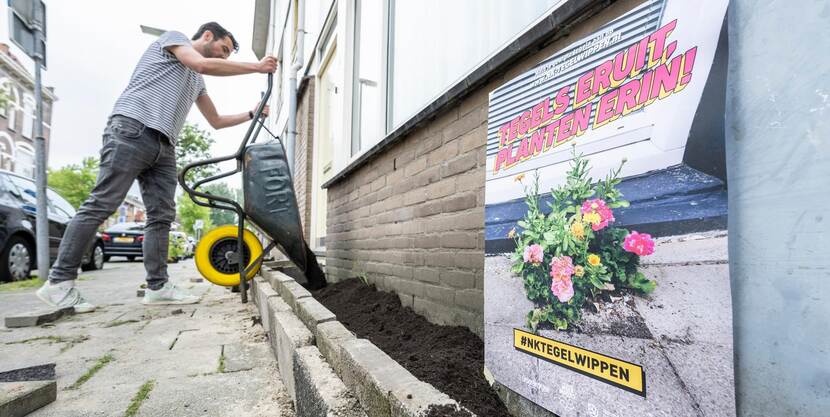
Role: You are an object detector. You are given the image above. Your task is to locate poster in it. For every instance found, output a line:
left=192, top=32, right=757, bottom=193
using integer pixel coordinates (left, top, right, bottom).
left=483, top=1, right=734, bottom=416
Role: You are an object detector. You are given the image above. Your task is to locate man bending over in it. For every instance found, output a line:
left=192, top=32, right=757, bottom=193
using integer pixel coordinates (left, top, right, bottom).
left=37, top=22, right=277, bottom=311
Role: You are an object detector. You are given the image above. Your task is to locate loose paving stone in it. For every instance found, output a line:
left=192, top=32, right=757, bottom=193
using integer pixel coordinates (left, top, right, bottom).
left=0, top=364, right=56, bottom=382
left=4, top=308, right=75, bottom=328
left=0, top=380, right=57, bottom=417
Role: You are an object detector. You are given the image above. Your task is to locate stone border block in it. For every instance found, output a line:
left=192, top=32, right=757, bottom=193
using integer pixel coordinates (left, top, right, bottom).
left=294, top=346, right=366, bottom=417
left=264, top=269, right=312, bottom=310
left=281, top=281, right=312, bottom=311
left=270, top=310, right=315, bottom=402
left=296, top=297, right=337, bottom=339
left=316, top=321, right=357, bottom=376
left=339, top=339, right=461, bottom=417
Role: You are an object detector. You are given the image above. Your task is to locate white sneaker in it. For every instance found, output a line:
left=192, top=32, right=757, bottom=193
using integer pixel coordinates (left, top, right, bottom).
left=142, top=282, right=200, bottom=305
left=36, top=280, right=97, bottom=313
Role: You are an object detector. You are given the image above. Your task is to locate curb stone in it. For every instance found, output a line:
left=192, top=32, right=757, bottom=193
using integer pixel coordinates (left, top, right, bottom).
left=294, top=346, right=366, bottom=417
left=316, top=321, right=356, bottom=376
left=269, top=309, right=314, bottom=403
left=295, top=298, right=337, bottom=340
left=252, top=270, right=475, bottom=417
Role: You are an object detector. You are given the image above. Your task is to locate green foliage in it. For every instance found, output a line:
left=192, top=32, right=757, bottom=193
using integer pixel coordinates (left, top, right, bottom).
left=176, top=193, right=213, bottom=236
left=47, top=157, right=99, bottom=208
left=512, top=147, right=656, bottom=332
left=202, top=182, right=238, bottom=226
left=176, top=123, right=218, bottom=183
left=168, top=233, right=186, bottom=261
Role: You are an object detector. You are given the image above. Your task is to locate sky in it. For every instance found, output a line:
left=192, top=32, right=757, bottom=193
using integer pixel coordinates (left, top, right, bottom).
left=3, top=0, right=270, bottom=192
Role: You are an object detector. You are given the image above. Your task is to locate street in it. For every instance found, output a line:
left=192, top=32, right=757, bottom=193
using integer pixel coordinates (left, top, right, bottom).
left=0, top=259, right=294, bottom=417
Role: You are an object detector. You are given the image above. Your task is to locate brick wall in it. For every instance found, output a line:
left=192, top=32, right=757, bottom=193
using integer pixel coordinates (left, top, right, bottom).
left=324, top=0, right=643, bottom=338
left=294, top=79, right=315, bottom=239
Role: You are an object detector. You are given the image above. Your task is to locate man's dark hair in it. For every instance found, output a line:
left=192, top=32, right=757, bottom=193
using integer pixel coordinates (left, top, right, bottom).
left=192, top=22, right=239, bottom=53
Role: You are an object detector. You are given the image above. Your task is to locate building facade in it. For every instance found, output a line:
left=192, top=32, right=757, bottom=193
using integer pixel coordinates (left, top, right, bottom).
left=253, top=0, right=728, bottom=338
left=0, top=43, right=56, bottom=179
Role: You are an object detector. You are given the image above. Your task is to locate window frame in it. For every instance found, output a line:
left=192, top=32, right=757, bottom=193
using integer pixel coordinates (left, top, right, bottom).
left=21, top=94, right=35, bottom=139
left=349, top=0, right=391, bottom=158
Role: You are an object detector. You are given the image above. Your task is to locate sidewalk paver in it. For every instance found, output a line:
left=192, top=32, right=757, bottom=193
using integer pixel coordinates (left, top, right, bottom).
left=0, top=259, right=294, bottom=417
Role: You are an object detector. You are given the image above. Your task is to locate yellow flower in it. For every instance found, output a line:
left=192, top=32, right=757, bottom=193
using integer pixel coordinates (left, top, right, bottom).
left=514, top=173, right=525, bottom=183
left=583, top=212, right=601, bottom=226
left=587, top=254, right=601, bottom=266
left=570, top=222, right=585, bottom=239
left=507, top=228, right=516, bottom=239
left=574, top=265, right=585, bottom=277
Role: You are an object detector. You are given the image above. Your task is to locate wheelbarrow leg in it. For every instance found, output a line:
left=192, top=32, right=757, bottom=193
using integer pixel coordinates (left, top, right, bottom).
left=238, top=214, right=248, bottom=303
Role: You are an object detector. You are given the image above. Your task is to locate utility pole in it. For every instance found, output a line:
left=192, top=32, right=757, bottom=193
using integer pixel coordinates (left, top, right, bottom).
left=32, top=1, right=49, bottom=280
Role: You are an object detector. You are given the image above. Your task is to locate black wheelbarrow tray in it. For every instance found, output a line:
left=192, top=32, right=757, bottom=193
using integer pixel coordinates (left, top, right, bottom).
left=178, top=73, right=326, bottom=303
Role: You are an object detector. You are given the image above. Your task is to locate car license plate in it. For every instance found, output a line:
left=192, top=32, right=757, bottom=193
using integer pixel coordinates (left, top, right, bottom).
left=114, top=237, right=133, bottom=243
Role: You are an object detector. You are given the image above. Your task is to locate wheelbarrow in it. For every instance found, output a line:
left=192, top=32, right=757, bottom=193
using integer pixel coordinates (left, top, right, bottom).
left=178, top=73, right=327, bottom=303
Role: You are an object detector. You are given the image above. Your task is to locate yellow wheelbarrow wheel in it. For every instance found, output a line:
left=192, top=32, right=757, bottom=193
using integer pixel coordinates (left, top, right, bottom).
left=194, top=225, right=263, bottom=287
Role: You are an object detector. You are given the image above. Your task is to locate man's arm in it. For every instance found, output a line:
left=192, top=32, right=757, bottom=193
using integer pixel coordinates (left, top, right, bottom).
left=196, top=94, right=269, bottom=130
left=168, top=45, right=277, bottom=76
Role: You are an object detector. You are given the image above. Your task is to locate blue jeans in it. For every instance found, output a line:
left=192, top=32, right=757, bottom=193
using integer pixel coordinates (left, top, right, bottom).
left=49, top=115, right=177, bottom=290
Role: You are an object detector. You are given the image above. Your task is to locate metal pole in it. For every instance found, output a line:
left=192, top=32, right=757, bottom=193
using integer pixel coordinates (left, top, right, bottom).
left=32, top=1, right=49, bottom=281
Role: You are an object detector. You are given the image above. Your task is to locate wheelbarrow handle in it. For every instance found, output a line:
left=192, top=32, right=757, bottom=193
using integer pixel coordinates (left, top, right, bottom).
left=178, top=73, right=274, bottom=198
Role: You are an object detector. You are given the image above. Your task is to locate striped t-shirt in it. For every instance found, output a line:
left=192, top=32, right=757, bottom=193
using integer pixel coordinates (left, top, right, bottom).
left=111, top=31, right=206, bottom=145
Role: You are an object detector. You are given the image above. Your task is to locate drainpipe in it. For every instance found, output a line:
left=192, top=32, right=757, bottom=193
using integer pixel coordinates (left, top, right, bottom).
left=286, top=0, right=305, bottom=174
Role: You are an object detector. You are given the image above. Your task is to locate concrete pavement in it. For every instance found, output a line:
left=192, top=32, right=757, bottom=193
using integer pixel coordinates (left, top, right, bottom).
left=0, top=258, right=294, bottom=417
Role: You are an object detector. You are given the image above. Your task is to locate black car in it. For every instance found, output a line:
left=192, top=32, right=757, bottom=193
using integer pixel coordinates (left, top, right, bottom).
left=0, top=171, right=105, bottom=282
left=102, top=222, right=144, bottom=262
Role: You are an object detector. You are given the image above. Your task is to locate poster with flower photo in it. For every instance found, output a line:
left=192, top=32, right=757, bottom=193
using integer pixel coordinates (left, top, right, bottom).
left=483, top=0, right=734, bottom=416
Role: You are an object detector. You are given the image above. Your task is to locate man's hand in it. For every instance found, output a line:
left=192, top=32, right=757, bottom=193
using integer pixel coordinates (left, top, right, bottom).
left=258, top=56, right=278, bottom=73
left=251, top=102, right=270, bottom=118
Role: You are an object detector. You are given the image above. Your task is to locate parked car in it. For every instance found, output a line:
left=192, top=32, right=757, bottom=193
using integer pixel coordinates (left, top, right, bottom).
left=102, top=222, right=145, bottom=262
left=0, top=171, right=105, bottom=282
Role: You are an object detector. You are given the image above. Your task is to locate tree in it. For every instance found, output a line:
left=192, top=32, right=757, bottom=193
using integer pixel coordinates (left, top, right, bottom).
left=202, top=182, right=238, bottom=226
left=177, top=193, right=213, bottom=236
left=176, top=122, right=218, bottom=183
left=47, top=157, right=99, bottom=208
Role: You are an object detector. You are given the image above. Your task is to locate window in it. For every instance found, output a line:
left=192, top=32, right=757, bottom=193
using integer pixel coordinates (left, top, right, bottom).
left=5, top=173, right=37, bottom=207
left=312, top=29, right=340, bottom=248
left=14, top=143, right=35, bottom=179
left=47, top=188, right=76, bottom=220
left=0, top=79, right=10, bottom=118
left=351, top=0, right=385, bottom=156
left=389, top=0, right=561, bottom=128
left=1, top=80, right=19, bottom=131
left=22, top=95, right=35, bottom=139
left=0, top=133, right=13, bottom=171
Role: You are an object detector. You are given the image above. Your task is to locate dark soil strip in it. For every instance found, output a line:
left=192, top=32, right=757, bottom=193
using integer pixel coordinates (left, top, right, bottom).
left=314, top=279, right=511, bottom=417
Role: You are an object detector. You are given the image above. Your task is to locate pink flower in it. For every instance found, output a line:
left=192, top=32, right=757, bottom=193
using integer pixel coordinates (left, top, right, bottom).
left=623, top=231, right=655, bottom=256
left=551, top=275, right=574, bottom=303
left=581, top=199, right=615, bottom=231
left=549, top=256, right=574, bottom=281
left=523, top=244, right=544, bottom=265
